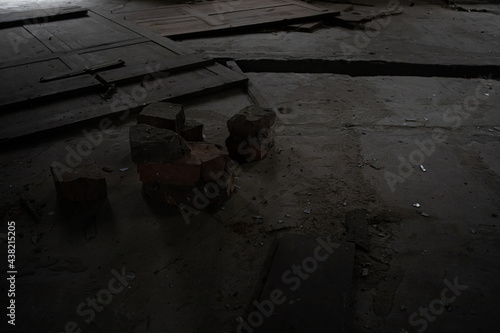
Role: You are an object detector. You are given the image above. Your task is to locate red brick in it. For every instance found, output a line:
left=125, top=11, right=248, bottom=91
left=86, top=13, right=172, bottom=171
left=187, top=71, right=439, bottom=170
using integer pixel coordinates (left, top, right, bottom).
left=50, top=159, right=107, bottom=202
left=138, top=142, right=230, bottom=186
left=137, top=102, right=185, bottom=133
left=180, top=121, right=204, bottom=142
left=227, top=105, right=276, bottom=137
left=129, top=124, right=190, bottom=164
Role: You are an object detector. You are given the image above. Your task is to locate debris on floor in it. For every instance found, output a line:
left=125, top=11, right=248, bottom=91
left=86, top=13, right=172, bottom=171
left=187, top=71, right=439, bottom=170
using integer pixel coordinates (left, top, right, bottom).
left=131, top=103, right=234, bottom=208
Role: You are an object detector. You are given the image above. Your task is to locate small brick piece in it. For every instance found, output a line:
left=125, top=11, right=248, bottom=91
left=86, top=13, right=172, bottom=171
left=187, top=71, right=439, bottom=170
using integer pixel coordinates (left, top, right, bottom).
left=227, top=105, right=276, bottom=137
left=225, top=105, right=277, bottom=163
left=137, top=102, right=185, bottom=133
left=180, top=121, right=204, bottom=142
left=138, top=142, right=230, bottom=186
left=129, top=124, right=190, bottom=164
left=50, top=159, right=107, bottom=202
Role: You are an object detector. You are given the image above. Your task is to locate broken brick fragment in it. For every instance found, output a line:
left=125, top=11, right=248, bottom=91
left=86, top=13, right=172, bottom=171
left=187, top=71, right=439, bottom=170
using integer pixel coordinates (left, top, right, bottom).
left=129, top=124, right=190, bottom=164
left=137, top=142, right=230, bottom=186
left=227, top=105, right=276, bottom=137
left=50, top=159, right=107, bottom=202
left=137, top=102, right=185, bottom=133
left=180, top=120, right=204, bottom=142
left=225, top=105, right=276, bottom=163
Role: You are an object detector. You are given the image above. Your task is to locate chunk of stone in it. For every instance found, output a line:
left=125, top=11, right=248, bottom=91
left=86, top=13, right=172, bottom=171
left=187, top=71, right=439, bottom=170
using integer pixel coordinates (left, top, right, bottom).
left=227, top=105, right=276, bottom=137
left=137, top=102, right=185, bottom=133
left=129, top=124, right=190, bottom=164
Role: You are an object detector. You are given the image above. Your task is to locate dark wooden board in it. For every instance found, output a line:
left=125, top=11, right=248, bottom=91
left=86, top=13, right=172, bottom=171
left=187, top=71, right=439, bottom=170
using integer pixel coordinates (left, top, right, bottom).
left=30, top=12, right=142, bottom=51
left=226, top=60, right=272, bottom=109
left=253, top=233, right=354, bottom=333
left=118, top=0, right=348, bottom=38
left=0, top=8, right=248, bottom=144
left=0, top=6, right=88, bottom=29
left=0, top=74, right=102, bottom=108
left=0, top=26, right=52, bottom=62
left=118, top=63, right=248, bottom=103
left=97, top=54, right=214, bottom=84
left=0, top=63, right=247, bottom=144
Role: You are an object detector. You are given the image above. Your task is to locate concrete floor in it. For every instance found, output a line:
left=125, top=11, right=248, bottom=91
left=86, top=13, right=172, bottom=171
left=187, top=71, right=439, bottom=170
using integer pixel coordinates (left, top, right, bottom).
left=1, top=1, right=499, bottom=333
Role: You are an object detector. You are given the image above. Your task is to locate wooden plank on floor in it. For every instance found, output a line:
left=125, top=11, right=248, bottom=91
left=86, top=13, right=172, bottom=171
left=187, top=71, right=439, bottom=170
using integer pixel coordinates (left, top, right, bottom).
left=0, top=74, right=102, bottom=108
left=36, top=12, right=142, bottom=51
left=0, top=7, right=249, bottom=144
left=24, top=24, right=73, bottom=53
left=0, top=26, right=51, bottom=62
left=0, top=63, right=247, bottom=144
left=91, top=8, right=189, bottom=55
left=119, top=0, right=348, bottom=38
left=40, top=59, right=125, bottom=82
left=123, top=63, right=248, bottom=103
left=97, top=54, right=214, bottom=84
left=254, top=233, right=354, bottom=333
left=226, top=60, right=272, bottom=109
left=0, top=6, right=88, bottom=29
left=0, top=37, right=148, bottom=70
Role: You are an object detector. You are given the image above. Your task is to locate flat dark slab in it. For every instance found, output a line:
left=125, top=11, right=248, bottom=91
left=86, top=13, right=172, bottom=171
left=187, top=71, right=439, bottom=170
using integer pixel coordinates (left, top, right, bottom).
left=254, top=233, right=354, bottom=333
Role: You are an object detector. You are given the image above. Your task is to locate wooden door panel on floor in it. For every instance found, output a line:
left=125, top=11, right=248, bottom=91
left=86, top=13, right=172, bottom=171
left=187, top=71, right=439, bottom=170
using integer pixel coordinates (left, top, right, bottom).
left=0, top=63, right=247, bottom=143
left=31, top=12, right=142, bottom=51
left=119, top=0, right=346, bottom=38
left=0, top=6, right=87, bottom=28
left=0, top=7, right=248, bottom=144
left=0, top=26, right=52, bottom=62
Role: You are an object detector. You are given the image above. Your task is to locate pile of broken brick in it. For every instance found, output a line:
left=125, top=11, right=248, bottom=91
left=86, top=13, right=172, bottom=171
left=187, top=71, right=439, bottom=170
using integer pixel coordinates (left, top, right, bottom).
left=50, top=102, right=277, bottom=213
